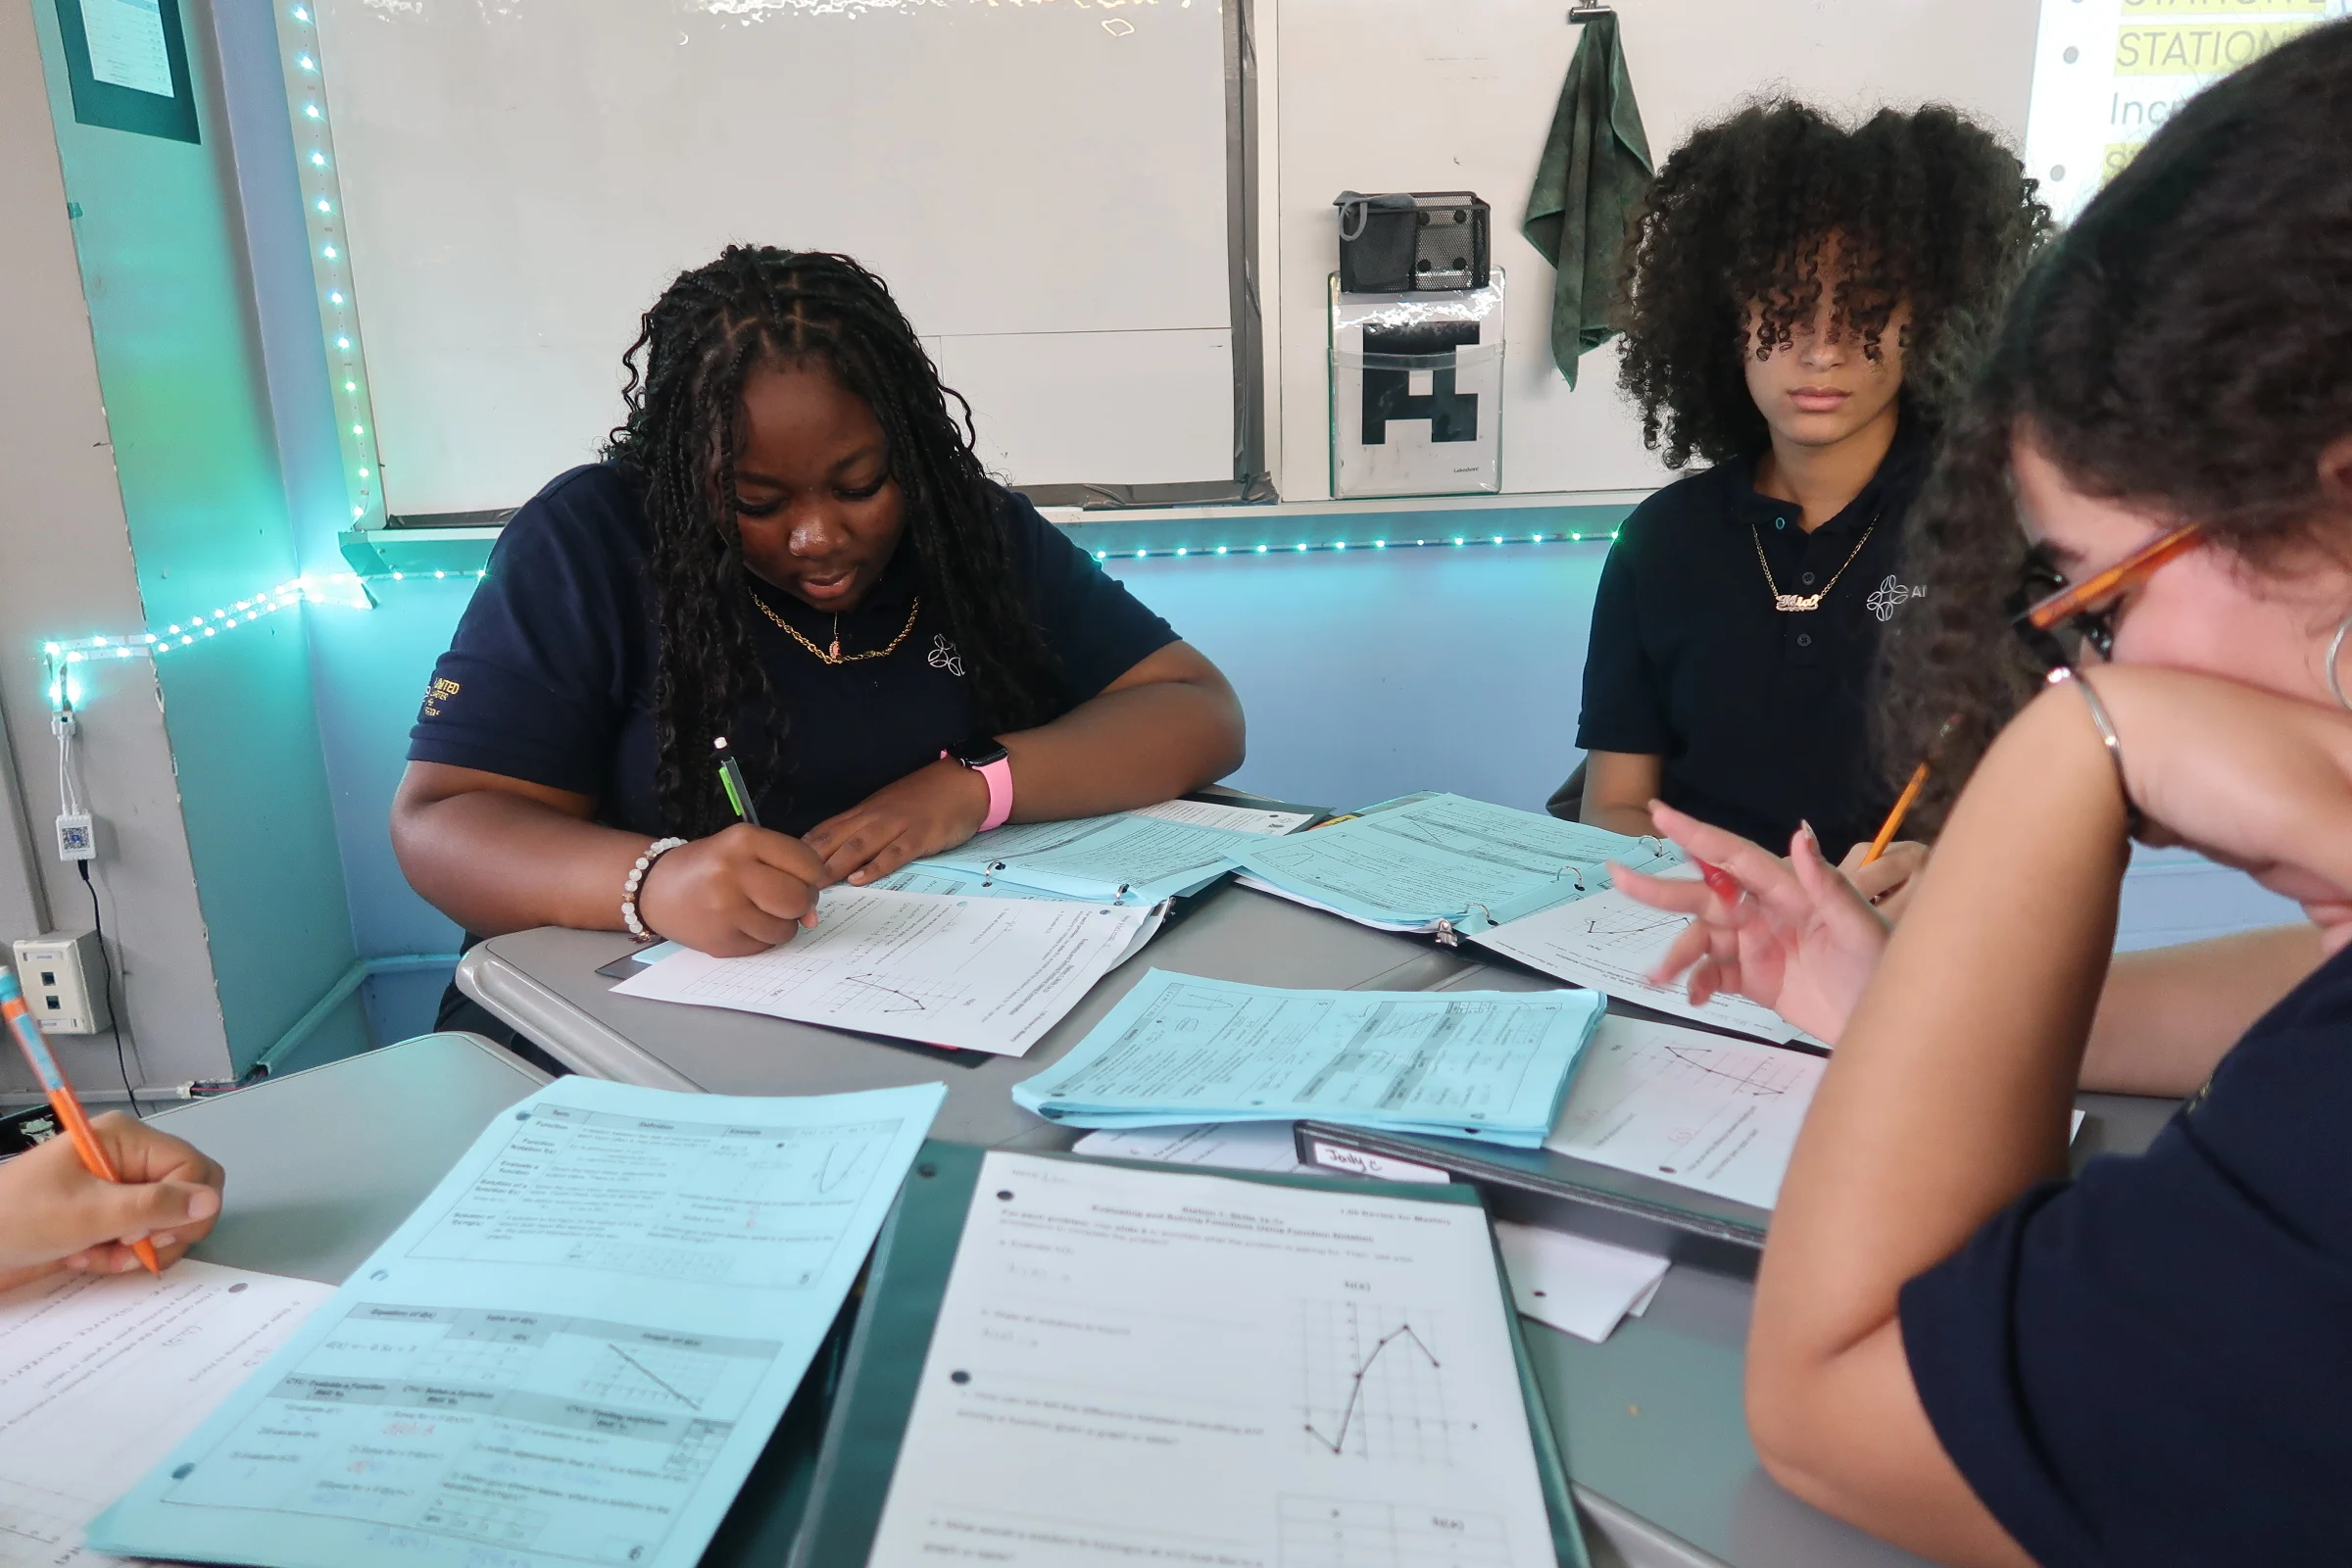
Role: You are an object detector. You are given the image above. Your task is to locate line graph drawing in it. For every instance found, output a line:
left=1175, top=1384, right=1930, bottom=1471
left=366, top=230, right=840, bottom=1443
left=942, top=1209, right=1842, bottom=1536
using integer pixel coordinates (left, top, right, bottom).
left=816, top=1136, right=871, bottom=1194
left=1578, top=907, right=1687, bottom=942
left=832, top=973, right=934, bottom=1013
left=1299, top=1301, right=1456, bottom=1463
left=604, top=1346, right=704, bottom=1410
left=1659, top=1045, right=1801, bottom=1095
left=573, top=1339, right=728, bottom=1413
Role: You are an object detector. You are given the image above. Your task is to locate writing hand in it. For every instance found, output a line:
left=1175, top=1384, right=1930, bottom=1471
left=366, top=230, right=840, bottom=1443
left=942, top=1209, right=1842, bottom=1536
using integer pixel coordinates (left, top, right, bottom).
left=635, top=823, right=829, bottom=956
left=805, top=760, right=991, bottom=888
left=0, top=1113, right=224, bottom=1290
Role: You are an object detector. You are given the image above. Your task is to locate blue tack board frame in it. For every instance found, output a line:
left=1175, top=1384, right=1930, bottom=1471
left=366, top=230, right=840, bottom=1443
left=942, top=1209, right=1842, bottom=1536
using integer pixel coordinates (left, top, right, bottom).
left=51, top=0, right=200, bottom=144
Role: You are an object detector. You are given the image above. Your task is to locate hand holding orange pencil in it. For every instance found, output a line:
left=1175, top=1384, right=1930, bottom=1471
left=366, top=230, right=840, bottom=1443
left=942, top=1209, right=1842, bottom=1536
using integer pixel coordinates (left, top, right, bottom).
left=0, top=970, right=205, bottom=1277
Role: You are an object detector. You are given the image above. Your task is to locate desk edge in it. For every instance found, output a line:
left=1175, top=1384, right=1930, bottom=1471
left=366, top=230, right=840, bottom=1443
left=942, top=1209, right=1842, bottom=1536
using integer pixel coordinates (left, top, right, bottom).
left=458, top=946, right=704, bottom=1092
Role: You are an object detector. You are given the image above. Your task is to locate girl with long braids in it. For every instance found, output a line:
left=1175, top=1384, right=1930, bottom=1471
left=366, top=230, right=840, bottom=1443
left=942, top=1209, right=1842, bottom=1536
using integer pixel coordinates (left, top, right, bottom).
left=1574, top=101, right=2045, bottom=873
left=1615, top=21, right=2352, bottom=1563
left=393, top=247, right=1244, bottom=960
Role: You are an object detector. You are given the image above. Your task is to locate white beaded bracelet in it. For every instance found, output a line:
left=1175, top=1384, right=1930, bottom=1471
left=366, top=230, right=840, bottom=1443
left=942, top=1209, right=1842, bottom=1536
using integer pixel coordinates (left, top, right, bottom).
left=622, top=837, right=688, bottom=941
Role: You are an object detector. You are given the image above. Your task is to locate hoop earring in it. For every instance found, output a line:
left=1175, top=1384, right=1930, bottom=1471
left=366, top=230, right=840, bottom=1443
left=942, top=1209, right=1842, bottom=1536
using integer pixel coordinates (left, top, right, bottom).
left=2328, top=613, right=2352, bottom=712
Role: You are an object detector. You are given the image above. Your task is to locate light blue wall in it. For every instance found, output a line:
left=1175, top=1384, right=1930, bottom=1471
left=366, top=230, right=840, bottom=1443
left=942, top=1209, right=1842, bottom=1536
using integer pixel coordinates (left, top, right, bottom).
left=32, top=0, right=365, bottom=1076
left=1110, top=541, right=1607, bottom=812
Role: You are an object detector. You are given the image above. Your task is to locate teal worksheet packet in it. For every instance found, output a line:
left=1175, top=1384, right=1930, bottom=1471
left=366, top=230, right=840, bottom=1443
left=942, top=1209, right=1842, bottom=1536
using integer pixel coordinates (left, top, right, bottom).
left=906, top=811, right=1249, bottom=906
left=90, top=1076, right=946, bottom=1568
left=1013, top=968, right=1604, bottom=1146
left=1235, top=793, right=1682, bottom=932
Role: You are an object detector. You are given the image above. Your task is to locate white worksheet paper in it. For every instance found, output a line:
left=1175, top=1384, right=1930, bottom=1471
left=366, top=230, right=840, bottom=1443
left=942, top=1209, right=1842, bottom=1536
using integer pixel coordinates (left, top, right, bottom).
left=1236, top=793, right=1681, bottom=931
left=1473, top=884, right=1803, bottom=1043
left=1071, top=1120, right=1309, bottom=1174
left=1545, top=1016, right=1825, bottom=1209
left=612, top=886, right=1155, bottom=1055
left=78, top=0, right=173, bottom=96
left=1014, top=969, right=1604, bottom=1146
left=907, top=812, right=1248, bottom=905
left=1129, top=798, right=1316, bottom=836
left=90, top=1077, right=944, bottom=1568
left=0, top=1261, right=331, bottom=1568
left=1491, top=1221, right=1669, bottom=1346
left=866, top=1152, right=1558, bottom=1568
left=865, top=866, right=1078, bottom=900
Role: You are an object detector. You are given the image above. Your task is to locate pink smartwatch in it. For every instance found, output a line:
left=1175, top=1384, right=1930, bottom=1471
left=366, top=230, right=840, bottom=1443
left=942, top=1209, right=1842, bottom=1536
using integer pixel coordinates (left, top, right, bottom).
left=942, top=733, right=1014, bottom=832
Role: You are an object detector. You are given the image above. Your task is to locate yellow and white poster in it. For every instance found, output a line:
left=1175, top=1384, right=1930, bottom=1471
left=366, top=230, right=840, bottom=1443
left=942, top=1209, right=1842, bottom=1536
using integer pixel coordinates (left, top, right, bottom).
left=2026, top=0, right=2349, bottom=223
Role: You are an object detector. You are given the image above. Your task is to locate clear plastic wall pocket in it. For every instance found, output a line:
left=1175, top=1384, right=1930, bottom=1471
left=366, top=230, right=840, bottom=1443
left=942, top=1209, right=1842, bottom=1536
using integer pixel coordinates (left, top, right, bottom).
left=1330, top=273, right=1505, bottom=499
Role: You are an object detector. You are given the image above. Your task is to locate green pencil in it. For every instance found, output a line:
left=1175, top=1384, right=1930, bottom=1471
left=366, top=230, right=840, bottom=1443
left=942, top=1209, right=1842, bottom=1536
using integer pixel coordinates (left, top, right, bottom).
left=713, top=736, right=760, bottom=827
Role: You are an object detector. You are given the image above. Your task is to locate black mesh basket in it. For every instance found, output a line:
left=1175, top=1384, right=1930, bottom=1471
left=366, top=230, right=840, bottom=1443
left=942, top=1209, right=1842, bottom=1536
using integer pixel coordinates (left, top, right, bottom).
left=1334, top=191, right=1491, bottom=293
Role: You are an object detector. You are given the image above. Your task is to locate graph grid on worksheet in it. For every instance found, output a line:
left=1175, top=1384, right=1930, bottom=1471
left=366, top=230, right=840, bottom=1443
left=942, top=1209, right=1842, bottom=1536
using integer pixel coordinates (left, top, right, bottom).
left=1299, top=1301, right=1454, bottom=1465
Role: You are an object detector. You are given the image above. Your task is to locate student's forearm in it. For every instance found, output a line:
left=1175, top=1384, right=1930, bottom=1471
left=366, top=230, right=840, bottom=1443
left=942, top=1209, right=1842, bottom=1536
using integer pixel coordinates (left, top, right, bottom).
left=1749, top=690, right=2126, bottom=1555
left=1001, top=678, right=1244, bottom=820
left=1583, top=803, right=1661, bottom=838
left=2082, top=924, right=2322, bottom=1096
left=1579, top=750, right=1666, bottom=839
left=397, top=792, right=651, bottom=937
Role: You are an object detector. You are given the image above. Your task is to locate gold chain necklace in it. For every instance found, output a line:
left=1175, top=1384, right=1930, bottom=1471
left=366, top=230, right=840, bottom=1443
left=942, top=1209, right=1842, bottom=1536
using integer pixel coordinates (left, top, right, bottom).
left=750, top=589, right=921, bottom=665
left=1750, top=514, right=1877, bottom=612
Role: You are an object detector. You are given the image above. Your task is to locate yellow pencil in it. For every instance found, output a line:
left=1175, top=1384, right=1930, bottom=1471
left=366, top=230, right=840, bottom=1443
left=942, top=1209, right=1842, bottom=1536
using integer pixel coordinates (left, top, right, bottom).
left=1860, top=762, right=1930, bottom=866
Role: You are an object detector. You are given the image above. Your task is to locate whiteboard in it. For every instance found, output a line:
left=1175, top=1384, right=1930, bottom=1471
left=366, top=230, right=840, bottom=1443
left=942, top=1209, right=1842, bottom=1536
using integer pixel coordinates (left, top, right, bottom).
left=315, top=0, right=1237, bottom=516
left=1268, top=0, right=2044, bottom=501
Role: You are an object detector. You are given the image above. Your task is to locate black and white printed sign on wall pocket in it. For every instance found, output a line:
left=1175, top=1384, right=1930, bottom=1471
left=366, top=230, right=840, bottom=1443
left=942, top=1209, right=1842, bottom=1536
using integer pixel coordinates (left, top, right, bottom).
left=1329, top=271, right=1505, bottom=499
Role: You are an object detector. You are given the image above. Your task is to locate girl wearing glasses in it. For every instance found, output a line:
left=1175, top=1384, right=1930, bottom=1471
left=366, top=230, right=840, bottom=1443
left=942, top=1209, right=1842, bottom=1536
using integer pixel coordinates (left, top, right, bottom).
left=1572, top=100, right=2046, bottom=875
left=1619, top=21, right=2352, bottom=1565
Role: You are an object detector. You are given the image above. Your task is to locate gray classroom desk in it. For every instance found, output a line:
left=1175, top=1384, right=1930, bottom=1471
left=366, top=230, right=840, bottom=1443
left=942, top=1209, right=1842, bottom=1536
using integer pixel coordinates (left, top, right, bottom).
left=154, top=1031, right=550, bottom=1285
left=454, top=887, right=2181, bottom=1568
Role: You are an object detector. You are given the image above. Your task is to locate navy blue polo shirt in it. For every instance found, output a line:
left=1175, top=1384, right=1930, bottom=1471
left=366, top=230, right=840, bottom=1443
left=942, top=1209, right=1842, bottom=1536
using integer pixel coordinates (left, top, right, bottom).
left=1575, top=421, right=1928, bottom=859
left=407, top=465, right=1179, bottom=836
left=1900, top=935, right=2352, bottom=1565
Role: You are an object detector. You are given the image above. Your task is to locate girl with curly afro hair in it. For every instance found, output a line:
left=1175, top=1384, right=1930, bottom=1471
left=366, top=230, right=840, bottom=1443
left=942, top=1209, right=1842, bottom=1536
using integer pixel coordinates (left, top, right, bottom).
left=1573, top=99, right=2046, bottom=878
left=393, top=247, right=1243, bottom=968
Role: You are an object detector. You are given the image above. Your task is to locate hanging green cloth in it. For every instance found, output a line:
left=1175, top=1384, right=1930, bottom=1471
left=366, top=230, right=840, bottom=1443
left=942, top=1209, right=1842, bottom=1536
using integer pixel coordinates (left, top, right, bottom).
left=1521, top=13, right=1652, bottom=385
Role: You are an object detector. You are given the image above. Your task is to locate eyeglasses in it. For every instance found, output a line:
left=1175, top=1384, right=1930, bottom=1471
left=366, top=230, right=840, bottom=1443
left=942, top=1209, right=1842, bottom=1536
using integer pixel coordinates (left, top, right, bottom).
left=2007, top=520, right=2202, bottom=671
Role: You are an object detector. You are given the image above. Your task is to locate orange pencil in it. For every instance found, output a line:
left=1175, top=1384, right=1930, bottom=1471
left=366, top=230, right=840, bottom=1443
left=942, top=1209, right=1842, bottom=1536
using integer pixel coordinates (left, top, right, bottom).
left=1861, top=762, right=1931, bottom=867
left=0, top=970, right=161, bottom=1274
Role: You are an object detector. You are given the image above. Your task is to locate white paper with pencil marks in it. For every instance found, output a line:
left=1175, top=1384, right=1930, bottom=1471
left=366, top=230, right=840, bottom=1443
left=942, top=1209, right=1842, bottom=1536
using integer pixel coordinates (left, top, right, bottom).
left=613, top=887, right=1156, bottom=1056
left=866, top=1152, right=1557, bottom=1566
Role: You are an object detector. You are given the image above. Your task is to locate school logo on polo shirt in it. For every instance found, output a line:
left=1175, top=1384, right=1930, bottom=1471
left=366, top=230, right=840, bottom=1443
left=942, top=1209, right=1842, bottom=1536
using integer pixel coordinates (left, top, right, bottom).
left=1865, top=575, right=1927, bottom=622
left=927, top=634, right=964, bottom=677
left=420, top=676, right=460, bottom=717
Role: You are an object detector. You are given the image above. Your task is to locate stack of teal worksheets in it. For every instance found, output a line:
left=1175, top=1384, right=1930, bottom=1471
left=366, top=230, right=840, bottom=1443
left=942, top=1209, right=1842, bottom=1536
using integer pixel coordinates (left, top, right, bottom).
left=901, top=809, right=1260, bottom=905
left=1013, top=968, right=1606, bottom=1147
left=89, top=1077, right=946, bottom=1568
left=1234, top=791, right=1682, bottom=934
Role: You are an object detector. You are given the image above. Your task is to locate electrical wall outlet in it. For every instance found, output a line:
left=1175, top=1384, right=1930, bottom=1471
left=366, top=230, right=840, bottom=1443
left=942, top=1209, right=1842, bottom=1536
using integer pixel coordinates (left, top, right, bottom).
left=11, top=932, right=110, bottom=1036
left=55, top=813, right=94, bottom=861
